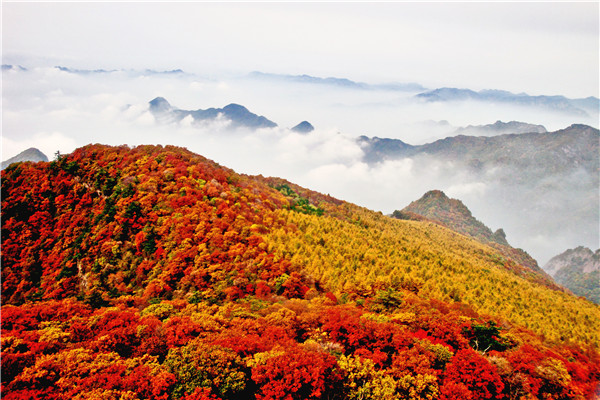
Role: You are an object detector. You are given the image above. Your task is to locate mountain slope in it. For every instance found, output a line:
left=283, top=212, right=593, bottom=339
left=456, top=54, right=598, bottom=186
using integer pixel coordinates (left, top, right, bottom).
left=359, top=125, right=599, bottom=266
left=1, top=147, right=48, bottom=170
left=2, top=144, right=599, bottom=399
left=2, top=143, right=598, bottom=342
left=544, top=247, right=600, bottom=304
left=394, top=190, right=509, bottom=246
left=393, top=190, right=546, bottom=280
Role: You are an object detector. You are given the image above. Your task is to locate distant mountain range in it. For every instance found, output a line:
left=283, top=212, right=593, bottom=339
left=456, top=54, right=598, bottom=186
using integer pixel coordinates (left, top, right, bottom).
left=544, top=246, right=600, bottom=304
left=1, top=64, right=28, bottom=72
left=1, top=147, right=48, bottom=170
left=55, top=66, right=186, bottom=75
left=250, top=71, right=599, bottom=117
left=416, top=87, right=599, bottom=116
left=248, top=71, right=427, bottom=92
left=358, top=124, right=599, bottom=177
left=361, top=124, right=599, bottom=264
left=5, top=65, right=597, bottom=118
left=149, top=97, right=278, bottom=129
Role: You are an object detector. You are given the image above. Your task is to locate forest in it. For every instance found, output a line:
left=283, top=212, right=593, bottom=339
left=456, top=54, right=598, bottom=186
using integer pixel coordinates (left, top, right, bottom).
left=2, top=144, right=599, bottom=399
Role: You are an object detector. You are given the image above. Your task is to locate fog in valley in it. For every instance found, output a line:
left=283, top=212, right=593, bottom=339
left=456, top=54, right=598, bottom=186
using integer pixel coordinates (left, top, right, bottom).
left=2, top=67, right=598, bottom=265
left=3, top=2, right=599, bottom=266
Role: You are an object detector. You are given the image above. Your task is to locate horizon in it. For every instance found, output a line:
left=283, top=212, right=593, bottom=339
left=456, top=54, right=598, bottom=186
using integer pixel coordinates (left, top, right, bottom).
left=3, top=2, right=598, bottom=98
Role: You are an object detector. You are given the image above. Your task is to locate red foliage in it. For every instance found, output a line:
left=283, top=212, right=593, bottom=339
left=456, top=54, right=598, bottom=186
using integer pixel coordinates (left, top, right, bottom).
left=251, top=345, right=341, bottom=400
left=441, top=348, right=504, bottom=400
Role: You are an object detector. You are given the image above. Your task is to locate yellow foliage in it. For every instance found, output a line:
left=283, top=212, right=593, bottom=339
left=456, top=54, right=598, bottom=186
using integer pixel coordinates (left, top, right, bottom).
left=264, top=208, right=600, bottom=347
left=396, top=373, right=439, bottom=400
left=38, top=321, right=71, bottom=343
left=337, top=354, right=400, bottom=400
left=247, top=348, right=286, bottom=368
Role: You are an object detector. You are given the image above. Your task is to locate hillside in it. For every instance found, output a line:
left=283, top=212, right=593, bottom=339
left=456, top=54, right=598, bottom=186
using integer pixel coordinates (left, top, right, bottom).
left=544, top=247, right=600, bottom=304
left=393, top=190, right=548, bottom=282
left=2, top=144, right=599, bottom=399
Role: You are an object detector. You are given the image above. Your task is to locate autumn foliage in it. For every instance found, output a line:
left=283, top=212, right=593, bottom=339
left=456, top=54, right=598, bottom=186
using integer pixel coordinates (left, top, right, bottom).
left=2, top=144, right=599, bottom=399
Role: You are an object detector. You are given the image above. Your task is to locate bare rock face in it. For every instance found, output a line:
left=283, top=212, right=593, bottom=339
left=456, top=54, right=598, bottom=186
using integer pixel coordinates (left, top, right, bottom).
left=544, top=246, right=600, bottom=304
left=544, top=247, right=600, bottom=276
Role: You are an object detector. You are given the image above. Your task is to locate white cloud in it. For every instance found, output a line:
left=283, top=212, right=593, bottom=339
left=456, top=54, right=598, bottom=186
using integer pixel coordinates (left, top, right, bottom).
left=3, top=131, right=77, bottom=161
left=1, top=66, right=597, bottom=266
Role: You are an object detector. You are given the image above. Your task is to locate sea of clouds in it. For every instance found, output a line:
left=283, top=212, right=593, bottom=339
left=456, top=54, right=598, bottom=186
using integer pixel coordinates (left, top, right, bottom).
left=2, top=66, right=598, bottom=265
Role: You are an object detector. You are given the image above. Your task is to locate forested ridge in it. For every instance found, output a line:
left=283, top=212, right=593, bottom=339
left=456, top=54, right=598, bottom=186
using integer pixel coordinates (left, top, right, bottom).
left=2, top=144, right=599, bottom=399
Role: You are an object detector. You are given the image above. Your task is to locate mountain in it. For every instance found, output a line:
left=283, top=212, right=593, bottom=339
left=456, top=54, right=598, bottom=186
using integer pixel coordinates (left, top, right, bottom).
left=359, top=124, right=599, bottom=175
left=361, top=124, right=599, bottom=266
left=424, top=124, right=597, bottom=173
left=357, top=136, right=416, bottom=163
left=454, top=120, right=547, bottom=136
left=249, top=71, right=426, bottom=92
left=393, top=190, right=547, bottom=281
left=544, top=246, right=600, bottom=304
left=2, top=144, right=599, bottom=399
left=149, top=97, right=277, bottom=129
left=416, top=87, right=599, bottom=116
left=55, top=66, right=186, bottom=75
left=1, top=64, right=28, bottom=72
left=1, top=147, right=49, bottom=170
left=291, top=121, right=315, bottom=133
left=395, top=190, right=510, bottom=247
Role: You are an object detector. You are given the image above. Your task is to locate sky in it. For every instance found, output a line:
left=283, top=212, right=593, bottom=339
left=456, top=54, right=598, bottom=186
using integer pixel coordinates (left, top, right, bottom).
left=2, top=2, right=599, bottom=98
left=1, top=2, right=599, bottom=265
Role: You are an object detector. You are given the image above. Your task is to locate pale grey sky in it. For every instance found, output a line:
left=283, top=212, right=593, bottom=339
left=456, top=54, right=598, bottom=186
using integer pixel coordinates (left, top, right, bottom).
left=3, top=2, right=599, bottom=98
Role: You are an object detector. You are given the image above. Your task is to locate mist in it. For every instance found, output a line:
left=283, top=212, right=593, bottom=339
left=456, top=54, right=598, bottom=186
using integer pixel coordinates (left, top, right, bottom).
left=2, top=66, right=598, bottom=265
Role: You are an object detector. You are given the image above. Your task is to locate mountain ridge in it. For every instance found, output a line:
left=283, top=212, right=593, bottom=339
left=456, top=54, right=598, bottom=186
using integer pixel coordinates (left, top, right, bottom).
left=393, top=190, right=548, bottom=282
left=2, top=143, right=599, bottom=399
left=416, top=87, right=599, bottom=116
left=149, top=97, right=277, bottom=129
left=359, top=124, right=599, bottom=174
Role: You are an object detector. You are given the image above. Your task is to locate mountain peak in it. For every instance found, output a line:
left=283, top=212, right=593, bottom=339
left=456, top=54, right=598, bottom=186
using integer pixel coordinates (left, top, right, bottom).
left=148, top=98, right=277, bottom=129
left=149, top=97, right=172, bottom=113
left=291, top=121, right=314, bottom=133
left=422, top=189, right=449, bottom=201
left=394, top=190, right=550, bottom=276
left=222, top=103, right=249, bottom=113
left=406, top=190, right=476, bottom=224
left=2, top=147, right=49, bottom=170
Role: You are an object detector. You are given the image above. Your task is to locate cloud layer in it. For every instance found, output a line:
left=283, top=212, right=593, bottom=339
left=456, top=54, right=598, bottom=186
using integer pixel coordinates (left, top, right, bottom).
left=2, top=67, right=598, bottom=265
